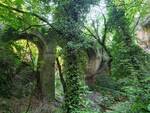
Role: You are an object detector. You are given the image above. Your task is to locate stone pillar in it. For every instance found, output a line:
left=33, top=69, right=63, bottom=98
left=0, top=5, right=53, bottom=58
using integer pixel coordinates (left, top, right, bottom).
left=40, top=38, right=56, bottom=101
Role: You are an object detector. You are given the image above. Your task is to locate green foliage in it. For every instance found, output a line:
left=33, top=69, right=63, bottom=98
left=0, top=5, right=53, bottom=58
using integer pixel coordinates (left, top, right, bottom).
left=12, top=39, right=39, bottom=71
left=105, top=1, right=150, bottom=113
left=0, top=0, right=150, bottom=113
left=0, top=42, right=19, bottom=97
left=0, top=37, right=36, bottom=98
left=63, top=49, right=85, bottom=113
left=54, top=1, right=100, bottom=112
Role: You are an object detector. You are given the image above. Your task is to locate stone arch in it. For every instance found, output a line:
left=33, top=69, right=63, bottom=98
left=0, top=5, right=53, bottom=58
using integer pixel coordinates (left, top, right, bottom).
left=1, top=29, right=56, bottom=101
left=16, top=31, right=56, bottom=101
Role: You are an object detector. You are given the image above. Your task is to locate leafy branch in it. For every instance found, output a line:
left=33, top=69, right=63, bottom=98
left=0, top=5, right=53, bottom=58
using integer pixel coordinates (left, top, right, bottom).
left=0, top=2, right=50, bottom=25
left=0, top=2, right=65, bottom=36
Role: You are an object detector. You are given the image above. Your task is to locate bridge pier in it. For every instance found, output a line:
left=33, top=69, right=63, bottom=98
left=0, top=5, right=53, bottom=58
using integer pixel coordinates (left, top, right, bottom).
left=39, top=33, right=56, bottom=101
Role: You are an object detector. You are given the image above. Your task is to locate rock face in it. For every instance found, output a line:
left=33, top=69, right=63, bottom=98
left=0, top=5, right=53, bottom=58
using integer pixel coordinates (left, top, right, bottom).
left=85, top=47, right=110, bottom=88
left=86, top=48, right=102, bottom=77
left=85, top=48, right=102, bottom=87
left=136, top=16, right=150, bottom=53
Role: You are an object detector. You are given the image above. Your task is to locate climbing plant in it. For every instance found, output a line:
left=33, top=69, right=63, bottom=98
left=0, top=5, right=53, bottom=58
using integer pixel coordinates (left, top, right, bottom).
left=53, top=0, right=100, bottom=112
left=106, top=0, right=150, bottom=112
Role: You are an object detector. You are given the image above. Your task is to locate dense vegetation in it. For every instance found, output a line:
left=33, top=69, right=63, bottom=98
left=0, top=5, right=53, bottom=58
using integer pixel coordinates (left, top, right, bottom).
left=0, top=0, right=150, bottom=113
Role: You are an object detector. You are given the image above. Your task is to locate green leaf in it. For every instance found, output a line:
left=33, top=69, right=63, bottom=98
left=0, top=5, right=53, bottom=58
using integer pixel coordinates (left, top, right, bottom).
left=147, top=104, right=150, bottom=111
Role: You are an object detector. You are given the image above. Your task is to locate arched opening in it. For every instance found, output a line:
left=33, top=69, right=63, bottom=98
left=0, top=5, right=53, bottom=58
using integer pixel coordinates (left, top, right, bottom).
left=10, top=39, right=39, bottom=98
left=1, top=28, right=62, bottom=101
left=12, top=39, right=39, bottom=71
left=55, top=46, right=64, bottom=100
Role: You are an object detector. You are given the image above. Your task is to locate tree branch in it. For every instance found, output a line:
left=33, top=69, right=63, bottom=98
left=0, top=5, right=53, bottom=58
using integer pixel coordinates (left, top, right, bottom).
left=84, top=25, right=101, bottom=42
left=0, top=2, right=50, bottom=25
left=132, top=15, right=141, bottom=33
left=21, top=24, right=47, bottom=32
left=56, top=57, right=66, bottom=93
left=0, top=2, right=65, bottom=36
left=26, top=40, right=35, bottom=70
left=84, top=24, right=112, bottom=74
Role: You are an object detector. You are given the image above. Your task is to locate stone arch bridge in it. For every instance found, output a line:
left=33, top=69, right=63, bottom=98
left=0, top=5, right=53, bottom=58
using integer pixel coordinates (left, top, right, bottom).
left=1, top=28, right=103, bottom=101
